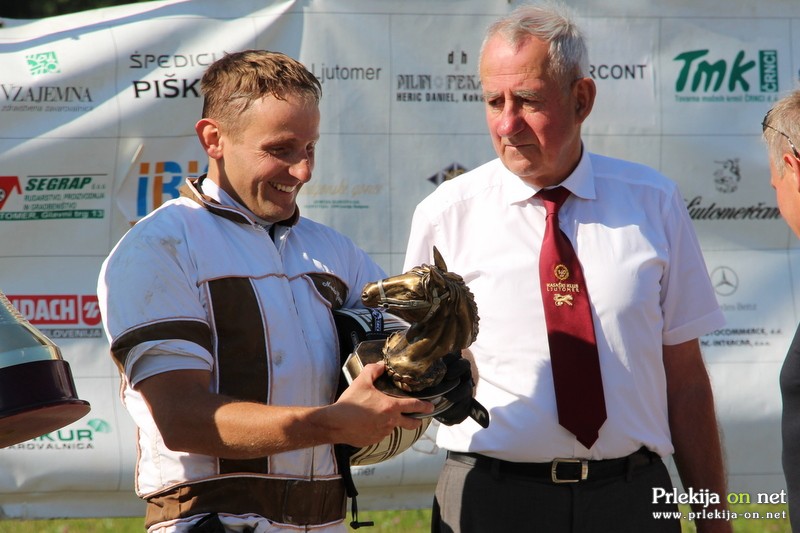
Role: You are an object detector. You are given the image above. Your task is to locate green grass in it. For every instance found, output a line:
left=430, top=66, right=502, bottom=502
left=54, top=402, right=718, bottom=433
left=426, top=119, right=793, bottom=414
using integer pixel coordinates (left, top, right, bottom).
left=0, top=505, right=789, bottom=532
left=0, top=517, right=144, bottom=533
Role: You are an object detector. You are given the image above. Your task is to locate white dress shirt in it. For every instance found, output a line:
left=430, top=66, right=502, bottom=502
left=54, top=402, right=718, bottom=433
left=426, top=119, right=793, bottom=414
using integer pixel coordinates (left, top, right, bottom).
left=404, top=150, right=725, bottom=462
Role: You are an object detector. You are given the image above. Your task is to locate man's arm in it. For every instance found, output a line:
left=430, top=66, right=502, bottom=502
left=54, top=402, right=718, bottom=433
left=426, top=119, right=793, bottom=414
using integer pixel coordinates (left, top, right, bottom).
left=136, top=362, right=433, bottom=459
left=664, top=339, right=732, bottom=533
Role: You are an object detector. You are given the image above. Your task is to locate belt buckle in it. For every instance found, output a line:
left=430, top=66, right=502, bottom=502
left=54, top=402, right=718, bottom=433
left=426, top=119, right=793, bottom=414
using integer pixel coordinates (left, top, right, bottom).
left=551, top=458, right=588, bottom=483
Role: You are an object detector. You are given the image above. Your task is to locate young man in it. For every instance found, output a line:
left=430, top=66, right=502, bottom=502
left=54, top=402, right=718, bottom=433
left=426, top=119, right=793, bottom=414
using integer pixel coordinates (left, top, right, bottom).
left=404, top=4, right=731, bottom=532
left=98, top=50, right=433, bottom=532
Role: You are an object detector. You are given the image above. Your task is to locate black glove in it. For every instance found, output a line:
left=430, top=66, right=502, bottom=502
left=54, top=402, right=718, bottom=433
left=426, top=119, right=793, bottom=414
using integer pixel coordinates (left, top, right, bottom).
left=188, top=513, right=230, bottom=533
left=434, top=352, right=489, bottom=428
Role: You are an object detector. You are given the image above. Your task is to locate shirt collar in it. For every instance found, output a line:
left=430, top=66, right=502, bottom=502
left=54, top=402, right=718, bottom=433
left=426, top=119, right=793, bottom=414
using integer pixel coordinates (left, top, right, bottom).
left=557, top=148, right=596, bottom=201
left=200, top=178, right=274, bottom=229
left=502, top=146, right=596, bottom=204
left=187, top=175, right=299, bottom=227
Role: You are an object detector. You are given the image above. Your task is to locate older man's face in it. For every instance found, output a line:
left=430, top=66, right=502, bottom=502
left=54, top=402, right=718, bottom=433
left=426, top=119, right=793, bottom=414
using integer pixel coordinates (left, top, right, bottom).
left=480, top=34, right=593, bottom=188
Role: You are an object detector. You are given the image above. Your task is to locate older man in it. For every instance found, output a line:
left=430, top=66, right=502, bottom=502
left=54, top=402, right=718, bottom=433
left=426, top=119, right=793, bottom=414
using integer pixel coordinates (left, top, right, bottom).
left=404, top=4, right=731, bottom=532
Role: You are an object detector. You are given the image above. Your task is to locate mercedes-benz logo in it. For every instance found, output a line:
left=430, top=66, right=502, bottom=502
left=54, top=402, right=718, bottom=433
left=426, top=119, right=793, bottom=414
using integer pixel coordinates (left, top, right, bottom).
left=710, top=266, right=739, bottom=297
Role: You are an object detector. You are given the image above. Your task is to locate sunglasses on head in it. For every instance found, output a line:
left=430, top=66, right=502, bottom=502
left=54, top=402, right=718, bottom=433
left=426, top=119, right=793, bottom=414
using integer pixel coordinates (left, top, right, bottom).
left=762, top=109, right=800, bottom=159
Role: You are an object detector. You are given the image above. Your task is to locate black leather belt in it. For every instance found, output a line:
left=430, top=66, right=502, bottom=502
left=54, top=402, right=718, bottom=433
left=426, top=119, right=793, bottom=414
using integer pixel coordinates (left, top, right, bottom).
left=447, top=447, right=660, bottom=483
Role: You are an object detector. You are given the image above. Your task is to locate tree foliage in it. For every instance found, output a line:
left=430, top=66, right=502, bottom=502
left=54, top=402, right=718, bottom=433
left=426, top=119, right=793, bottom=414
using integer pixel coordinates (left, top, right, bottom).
left=0, top=0, right=157, bottom=19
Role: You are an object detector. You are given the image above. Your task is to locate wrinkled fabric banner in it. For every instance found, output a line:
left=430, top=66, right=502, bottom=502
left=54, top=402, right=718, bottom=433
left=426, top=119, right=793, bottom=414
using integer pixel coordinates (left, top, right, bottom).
left=0, top=0, right=797, bottom=518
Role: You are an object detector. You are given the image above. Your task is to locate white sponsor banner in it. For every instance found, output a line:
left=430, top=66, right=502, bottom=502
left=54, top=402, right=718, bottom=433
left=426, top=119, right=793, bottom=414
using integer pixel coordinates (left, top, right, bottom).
left=0, top=0, right=799, bottom=518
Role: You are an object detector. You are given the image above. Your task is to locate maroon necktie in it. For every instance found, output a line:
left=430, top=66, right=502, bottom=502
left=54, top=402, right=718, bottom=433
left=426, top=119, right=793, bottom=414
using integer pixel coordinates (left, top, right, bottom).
left=537, top=187, right=606, bottom=448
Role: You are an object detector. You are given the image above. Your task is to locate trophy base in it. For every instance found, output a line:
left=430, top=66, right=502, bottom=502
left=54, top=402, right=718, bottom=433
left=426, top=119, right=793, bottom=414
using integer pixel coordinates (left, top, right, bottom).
left=0, top=359, right=91, bottom=448
left=343, top=340, right=459, bottom=419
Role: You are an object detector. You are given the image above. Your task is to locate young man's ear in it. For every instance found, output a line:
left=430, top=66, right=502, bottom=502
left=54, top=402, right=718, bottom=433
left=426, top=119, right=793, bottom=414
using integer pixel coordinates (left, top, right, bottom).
left=195, top=118, right=223, bottom=159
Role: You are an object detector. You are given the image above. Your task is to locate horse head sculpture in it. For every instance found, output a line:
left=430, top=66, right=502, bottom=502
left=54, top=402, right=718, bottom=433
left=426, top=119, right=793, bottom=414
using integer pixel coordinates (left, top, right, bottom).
left=361, top=247, right=479, bottom=392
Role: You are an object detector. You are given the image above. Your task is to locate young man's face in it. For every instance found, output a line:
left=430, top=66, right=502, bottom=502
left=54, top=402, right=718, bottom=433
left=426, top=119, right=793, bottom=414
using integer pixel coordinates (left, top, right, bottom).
left=215, top=94, right=320, bottom=223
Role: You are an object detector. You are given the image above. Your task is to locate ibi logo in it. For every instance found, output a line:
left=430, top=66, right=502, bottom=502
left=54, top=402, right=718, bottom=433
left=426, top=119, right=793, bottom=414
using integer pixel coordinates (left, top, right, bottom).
left=26, top=51, right=60, bottom=76
left=136, top=161, right=205, bottom=217
left=674, top=49, right=778, bottom=93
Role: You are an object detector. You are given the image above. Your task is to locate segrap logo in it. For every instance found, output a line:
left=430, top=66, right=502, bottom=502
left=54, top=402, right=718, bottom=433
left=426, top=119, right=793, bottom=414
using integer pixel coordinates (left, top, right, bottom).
left=0, top=176, right=21, bottom=209
left=0, top=175, right=105, bottom=221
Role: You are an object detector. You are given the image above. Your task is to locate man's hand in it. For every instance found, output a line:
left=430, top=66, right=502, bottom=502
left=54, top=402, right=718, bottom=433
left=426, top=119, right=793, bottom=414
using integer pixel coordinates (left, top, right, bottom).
left=331, top=362, right=434, bottom=447
left=136, top=365, right=432, bottom=460
left=665, top=340, right=732, bottom=533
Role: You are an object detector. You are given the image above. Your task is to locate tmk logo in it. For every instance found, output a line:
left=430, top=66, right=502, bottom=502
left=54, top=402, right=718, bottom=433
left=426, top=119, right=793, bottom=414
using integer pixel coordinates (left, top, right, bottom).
left=9, top=295, right=102, bottom=327
left=136, top=161, right=203, bottom=217
left=674, top=49, right=778, bottom=93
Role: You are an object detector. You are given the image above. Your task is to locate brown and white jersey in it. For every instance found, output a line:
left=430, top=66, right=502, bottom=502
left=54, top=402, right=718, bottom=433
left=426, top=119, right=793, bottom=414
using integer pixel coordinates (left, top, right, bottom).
left=98, top=176, right=385, bottom=499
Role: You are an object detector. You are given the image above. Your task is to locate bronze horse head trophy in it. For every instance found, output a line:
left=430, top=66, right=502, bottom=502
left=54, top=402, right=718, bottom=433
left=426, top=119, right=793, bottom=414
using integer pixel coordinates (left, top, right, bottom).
left=361, top=247, right=479, bottom=393
left=337, top=247, right=482, bottom=464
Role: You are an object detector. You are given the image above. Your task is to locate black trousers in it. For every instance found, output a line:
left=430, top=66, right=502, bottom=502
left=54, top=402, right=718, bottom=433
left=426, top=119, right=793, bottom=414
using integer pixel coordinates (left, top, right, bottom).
left=431, top=453, right=681, bottom=533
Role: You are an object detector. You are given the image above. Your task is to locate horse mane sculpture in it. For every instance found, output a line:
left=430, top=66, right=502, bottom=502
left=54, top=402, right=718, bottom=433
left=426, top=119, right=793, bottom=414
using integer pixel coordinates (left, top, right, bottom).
left=361, top=247, right=479, bottom=393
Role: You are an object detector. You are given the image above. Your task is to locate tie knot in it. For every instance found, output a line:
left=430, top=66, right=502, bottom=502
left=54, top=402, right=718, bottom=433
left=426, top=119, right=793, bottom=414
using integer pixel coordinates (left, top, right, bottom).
left=537, top=186, right=571, bottom=214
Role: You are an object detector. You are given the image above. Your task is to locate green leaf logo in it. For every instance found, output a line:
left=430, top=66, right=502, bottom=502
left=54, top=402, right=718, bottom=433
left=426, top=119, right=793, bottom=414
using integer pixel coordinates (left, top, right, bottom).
left=26, top=51, right=60, bottom=76
left=87, top=419, right=111, bottom=433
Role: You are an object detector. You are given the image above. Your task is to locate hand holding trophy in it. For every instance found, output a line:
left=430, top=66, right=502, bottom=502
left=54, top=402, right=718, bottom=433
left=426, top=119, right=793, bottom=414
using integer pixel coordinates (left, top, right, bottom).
left=336, top=247, right=489, bottom=466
